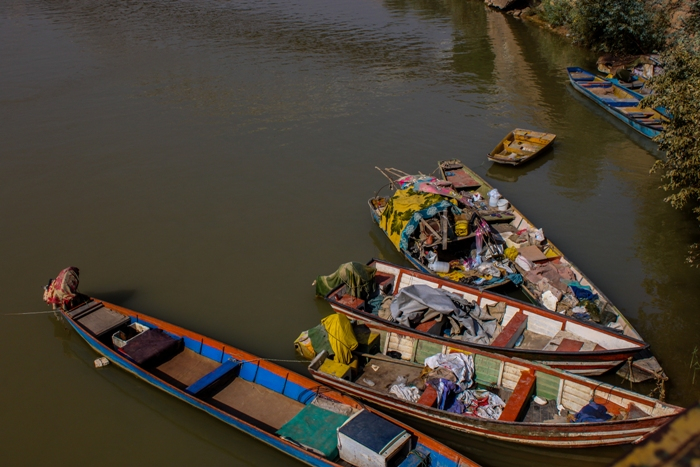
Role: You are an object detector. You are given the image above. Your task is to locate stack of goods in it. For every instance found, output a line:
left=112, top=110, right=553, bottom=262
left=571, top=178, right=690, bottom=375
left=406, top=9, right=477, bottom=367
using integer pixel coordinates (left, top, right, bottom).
left=497, top=228, right=618, bottom=327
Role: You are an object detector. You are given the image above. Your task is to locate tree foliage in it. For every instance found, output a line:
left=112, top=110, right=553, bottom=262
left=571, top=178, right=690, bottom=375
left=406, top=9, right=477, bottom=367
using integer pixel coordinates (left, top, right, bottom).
left=569, top=0, right=666, bottom=54
left=539, top=0, right=574, bottom=27
left=645, top=37, right=700, bottom=266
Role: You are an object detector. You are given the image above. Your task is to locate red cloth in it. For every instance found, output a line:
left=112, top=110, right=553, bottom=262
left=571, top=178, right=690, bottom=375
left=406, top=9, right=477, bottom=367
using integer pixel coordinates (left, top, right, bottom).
left=43, top=267, right=80, bottom=309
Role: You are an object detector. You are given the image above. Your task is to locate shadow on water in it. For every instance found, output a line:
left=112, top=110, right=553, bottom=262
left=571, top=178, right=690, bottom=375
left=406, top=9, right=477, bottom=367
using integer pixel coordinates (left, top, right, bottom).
left=564, top=85, right=664, bottom=158
left=484, top=148, right=553, bottom=184
left=84, top=288, right=137, bottom=306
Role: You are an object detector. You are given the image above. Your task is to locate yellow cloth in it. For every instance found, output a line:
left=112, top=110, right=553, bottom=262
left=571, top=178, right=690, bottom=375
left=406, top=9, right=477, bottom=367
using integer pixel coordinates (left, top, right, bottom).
left=455, top=220, right=469, bottom=237
left=321, top=314, right=358, bottom=365
left=380, top=188, right=455, bottom=249
left=504, top=246, right=519, bottom=261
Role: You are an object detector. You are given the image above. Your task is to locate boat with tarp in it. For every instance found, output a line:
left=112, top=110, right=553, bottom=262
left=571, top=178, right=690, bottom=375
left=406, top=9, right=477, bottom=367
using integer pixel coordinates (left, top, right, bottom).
left=44, top=268, right=477, bottom=467
left=317, top=259, right=651, bottom=376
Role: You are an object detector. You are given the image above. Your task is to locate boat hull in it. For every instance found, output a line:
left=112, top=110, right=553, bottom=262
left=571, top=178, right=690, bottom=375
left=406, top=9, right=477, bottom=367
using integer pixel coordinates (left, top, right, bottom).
left=63, top=310, right=339, bottom=467
left=61, top=300, right=473, bottom=467
left=487, top=129, right=556, bottom=166
left=567, top=67, right=665, bottom=139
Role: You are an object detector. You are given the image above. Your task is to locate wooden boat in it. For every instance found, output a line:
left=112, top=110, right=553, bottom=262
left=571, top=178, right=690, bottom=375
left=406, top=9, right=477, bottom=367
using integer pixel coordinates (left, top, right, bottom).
left=307, top=319, right=684, bottom=448
left=435, top=159, right=666, bottom=382
left=325, top=258, right=650, bottom=376
left=487, top=129, right=556, bottom=166
left=567, top=67, right=668, bottom=139
left=57, top=297, right=477, bottom=467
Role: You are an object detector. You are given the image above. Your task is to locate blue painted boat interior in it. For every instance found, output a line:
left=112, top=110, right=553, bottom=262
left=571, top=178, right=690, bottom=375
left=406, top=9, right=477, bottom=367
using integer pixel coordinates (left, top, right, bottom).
left=67, top=303, right=460, bottom=467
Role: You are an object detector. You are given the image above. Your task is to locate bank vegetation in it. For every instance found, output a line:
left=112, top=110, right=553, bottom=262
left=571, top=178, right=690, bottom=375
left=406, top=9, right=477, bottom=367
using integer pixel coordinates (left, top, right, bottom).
left=511, top=0, right=700, bottom=265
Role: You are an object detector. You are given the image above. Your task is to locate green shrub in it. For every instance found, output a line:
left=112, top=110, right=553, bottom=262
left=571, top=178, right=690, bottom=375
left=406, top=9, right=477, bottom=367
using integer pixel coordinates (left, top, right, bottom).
left=571, top=0, right=667, bottom=54
left=539, top=0, right=574, bottom=27
left=645, top=38, right=700, bottom=266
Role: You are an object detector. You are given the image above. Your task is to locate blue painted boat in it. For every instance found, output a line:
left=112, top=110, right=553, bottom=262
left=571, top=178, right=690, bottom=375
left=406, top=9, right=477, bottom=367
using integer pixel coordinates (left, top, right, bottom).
left=55, top=296, right=477, bottom=467
left=604, top=77, right=671, bottom=120
left=567, top=67, right=668, bottom=139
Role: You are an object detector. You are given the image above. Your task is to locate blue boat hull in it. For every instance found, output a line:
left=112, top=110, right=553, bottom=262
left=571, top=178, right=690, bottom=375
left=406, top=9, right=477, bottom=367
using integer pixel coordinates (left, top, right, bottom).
left=64, top=314, right=335, bottom=467
left=567, top=67, right=663, bottom=139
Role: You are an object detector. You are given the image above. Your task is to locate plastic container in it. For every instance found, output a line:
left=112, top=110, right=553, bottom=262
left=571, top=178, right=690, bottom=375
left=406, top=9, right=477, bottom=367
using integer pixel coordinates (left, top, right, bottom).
left=112, top=322, right=150, bottom=348
left=428, top=260, right=450, bottom=273
left=487, top=188, right=501, bottom=207
left=497, top=199, right=509, bottom=211
left=94, top=357, right=110, bottom=368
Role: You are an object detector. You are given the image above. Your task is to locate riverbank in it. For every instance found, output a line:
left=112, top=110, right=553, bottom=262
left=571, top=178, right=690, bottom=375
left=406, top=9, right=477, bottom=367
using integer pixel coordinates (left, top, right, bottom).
left=485, top=0, right=697, bottom=54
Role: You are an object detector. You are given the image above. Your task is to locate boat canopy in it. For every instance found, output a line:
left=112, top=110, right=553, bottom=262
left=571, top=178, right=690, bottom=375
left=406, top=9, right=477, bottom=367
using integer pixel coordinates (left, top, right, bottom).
left=380, top=188, right=460, bottom=249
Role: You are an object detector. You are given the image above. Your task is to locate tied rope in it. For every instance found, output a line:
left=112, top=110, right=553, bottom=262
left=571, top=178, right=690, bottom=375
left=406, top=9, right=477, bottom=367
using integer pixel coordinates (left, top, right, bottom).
left=4, top=310, right=61, bottom=316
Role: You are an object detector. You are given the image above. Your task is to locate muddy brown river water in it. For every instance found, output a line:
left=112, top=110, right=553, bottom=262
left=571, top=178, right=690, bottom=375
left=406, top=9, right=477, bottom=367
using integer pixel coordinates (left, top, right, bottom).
left=2, top=0, right=699, bottom=465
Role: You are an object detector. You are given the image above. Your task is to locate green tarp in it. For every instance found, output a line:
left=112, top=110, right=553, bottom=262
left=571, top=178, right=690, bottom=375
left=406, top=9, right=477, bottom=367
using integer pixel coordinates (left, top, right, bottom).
left=276, top=404, right=349, bottom=460
left=314, top=262, right=377, bottom=299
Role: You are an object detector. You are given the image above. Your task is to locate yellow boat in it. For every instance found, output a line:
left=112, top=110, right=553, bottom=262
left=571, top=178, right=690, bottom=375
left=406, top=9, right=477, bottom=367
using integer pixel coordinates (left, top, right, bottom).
left=487, top=129, right=556, bottom=166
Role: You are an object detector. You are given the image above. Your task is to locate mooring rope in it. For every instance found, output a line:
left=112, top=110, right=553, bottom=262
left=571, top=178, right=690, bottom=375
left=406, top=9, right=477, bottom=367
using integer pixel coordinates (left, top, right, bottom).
left=3, top=310, right=60, bottom=316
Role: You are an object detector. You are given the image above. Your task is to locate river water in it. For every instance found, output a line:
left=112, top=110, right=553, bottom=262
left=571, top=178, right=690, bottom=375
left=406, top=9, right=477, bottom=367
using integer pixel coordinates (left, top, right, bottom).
left=2, top=0, right=699, bottom=465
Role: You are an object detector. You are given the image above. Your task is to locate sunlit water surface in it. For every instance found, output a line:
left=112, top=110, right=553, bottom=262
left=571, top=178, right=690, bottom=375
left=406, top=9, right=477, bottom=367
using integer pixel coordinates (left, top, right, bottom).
left=2, top=0, right=699, bottom=466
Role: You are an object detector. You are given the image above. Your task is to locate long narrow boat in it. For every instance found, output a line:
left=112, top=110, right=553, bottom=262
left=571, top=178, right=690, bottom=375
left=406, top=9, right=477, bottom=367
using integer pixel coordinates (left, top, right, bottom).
left=307, top=319, right=684, bottom=448
left=603, top=77, right=671, bottom=120
left=487, top=129, right=556, bottom=166
left=324, top=258, right=649, bottom=376
left=435, top=159, right=665, bottom=382
left=567, top=66, right=668, bottom=139
left=55, top=296, right=476, bottom=467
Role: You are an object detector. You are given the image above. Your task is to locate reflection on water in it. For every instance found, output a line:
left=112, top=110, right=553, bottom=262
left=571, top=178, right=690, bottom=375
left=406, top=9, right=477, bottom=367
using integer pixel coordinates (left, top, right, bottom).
left=485, top=148, right=553, bottom=183
left=3, top=0, right=700, bottom=466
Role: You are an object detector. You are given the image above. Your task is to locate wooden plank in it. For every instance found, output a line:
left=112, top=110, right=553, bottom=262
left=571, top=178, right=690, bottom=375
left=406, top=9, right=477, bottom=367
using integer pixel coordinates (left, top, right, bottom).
left=491, top=312, right=527, bottom=348
left=417, top=385, right=438, bottom=407
left=474, top=354, right=500, bottom=387
left=556, top=338, right=585, bottom=352
left=415, top=339, right=443, bottom=365
left=535, top=372, right=560, bottom=401
left=499, top=370, right=536, bottom=422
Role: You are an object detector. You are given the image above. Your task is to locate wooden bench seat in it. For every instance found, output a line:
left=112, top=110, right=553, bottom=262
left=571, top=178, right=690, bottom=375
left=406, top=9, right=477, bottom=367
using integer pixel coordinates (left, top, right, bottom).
left=185, top=359, right=241, bottom=395
left=555, top=338, right=584, bottom=352
left=416, top=385, right=438, bottom=408
left=491, top=312, right=527, bottom=348
left=499, top=369, right=536, bottom=422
